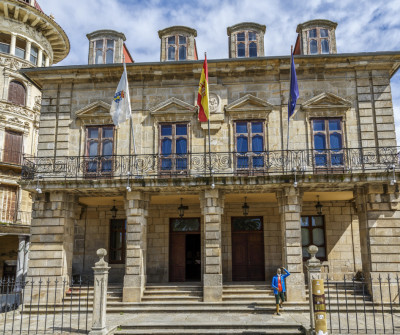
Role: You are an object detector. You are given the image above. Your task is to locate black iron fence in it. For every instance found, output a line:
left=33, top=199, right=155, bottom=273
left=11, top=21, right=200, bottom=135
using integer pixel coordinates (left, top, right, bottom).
left=22, top=146, right=400, bottom=180
left=0, top=277, right=91, bottom=334
left=325, top=274, right=400, bottom=334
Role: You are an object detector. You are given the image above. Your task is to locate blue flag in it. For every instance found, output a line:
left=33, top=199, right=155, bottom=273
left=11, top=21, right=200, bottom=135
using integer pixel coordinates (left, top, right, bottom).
left=288, top=51, right=299, bottom=120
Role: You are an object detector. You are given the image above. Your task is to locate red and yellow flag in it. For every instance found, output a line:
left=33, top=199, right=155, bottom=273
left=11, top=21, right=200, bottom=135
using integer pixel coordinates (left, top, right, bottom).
left=197, top=55, right=209, bottom=122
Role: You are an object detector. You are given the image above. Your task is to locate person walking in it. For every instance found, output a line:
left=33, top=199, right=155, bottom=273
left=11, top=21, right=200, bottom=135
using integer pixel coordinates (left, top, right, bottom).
left=271, top=267, right=290, bottom=315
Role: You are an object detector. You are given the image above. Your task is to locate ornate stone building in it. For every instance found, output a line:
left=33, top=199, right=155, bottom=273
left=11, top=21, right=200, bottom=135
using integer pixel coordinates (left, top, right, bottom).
left=0, top=0, right=68, bottom=279
left=21, top=20, right=400, bottom=303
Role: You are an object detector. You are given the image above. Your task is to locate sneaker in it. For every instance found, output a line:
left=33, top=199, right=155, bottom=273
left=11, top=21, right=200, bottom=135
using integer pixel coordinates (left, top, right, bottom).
left=276, top=312, right=281, bottom=316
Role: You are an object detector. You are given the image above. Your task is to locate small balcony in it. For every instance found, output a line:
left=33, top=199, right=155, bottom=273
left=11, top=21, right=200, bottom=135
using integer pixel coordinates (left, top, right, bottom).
left=21, top=147, right=400, bottom=181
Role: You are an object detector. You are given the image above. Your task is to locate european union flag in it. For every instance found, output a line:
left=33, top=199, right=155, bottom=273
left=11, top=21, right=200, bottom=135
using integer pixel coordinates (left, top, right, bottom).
left=288, top=51, right=299, bottom=120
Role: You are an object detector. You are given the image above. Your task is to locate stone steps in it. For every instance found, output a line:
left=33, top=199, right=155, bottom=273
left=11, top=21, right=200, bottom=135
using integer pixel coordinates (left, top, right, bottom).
left=142, top=284, right=202, bottom=303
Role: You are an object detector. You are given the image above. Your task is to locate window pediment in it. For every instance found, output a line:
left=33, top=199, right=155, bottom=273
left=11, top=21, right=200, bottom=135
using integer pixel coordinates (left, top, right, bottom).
left=225, top=94, right=273, bottom=120
left=75, top=101, right=112, bottom=125
left=150, top=97, right=196, bottom=122
left=302, top=92, right=351, bottom=113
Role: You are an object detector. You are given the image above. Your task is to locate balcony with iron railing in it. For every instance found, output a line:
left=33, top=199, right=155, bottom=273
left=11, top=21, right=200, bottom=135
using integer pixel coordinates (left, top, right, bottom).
left=21, top=147, right=400, bottom=182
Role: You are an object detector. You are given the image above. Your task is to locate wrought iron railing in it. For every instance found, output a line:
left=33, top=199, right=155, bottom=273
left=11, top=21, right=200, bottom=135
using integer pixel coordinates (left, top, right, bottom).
left=21, top=147, right=400, bottom=180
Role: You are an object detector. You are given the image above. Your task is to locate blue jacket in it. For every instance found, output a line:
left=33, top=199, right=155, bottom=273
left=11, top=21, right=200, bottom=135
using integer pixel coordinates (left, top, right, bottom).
left=272, top=268, right=290, bottom=295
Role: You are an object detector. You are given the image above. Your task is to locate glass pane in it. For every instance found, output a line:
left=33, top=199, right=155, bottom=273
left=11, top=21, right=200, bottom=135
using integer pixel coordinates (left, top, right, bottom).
left=321, top=39, right=329, bottom=54
left=168, top=46, right=175, bottom=60
left=315, top=154, right=327, bottom=166
left=103, top=127, right=113, bottom=138
left=303, top=247, right=310, bottom=258
left=312, top=228, right=325, bottom=246
left=15, top=47, right=25, bottom=59
left=88, top=128, right=99, bottom=139
left=176, top=158, right=187, bottom=170
left=320, top=29, right=329, bottom=37
left=232, top=217, right=262, bottom=231
left=96, top=40, right=103, bottom=49
left=310, top=40, right=317, bottom=54
left=171, top=218, right=200, bottom=232
left=168, top=36, right=175, bottom=44
left=328, top=119, right=341, bottom=131
left=313, top=120, right=325, bottom=131
left=249, top=42, right=257, bottom=57
left=161, top=125, right=172, bottom=136
left=30, top=54, right=37, bottom=65
left=107, top=39, right=114, bottom=48
left=114, top=250, right=121, bottom=261
left=312, top=216, right=323, bottom=227
left=89, top=142, right=98, bottom=156
left=330, top=133, right=342, bottom=150
left=301, top=228, right=310, bottom=246
left=252, top=135, right=263, bottom=153
left=87, top=159, right=97, bottom=172
left=251, top=122, right=262, bottom=133
left=179, top=46, right=186, bottom=60
left=237, top=136, right=248, bottom=153
left=236, top=122, right=247, bottom=133
left=252, top=156, right=264, bottom=168
left=95, top=49, right=103, bottom=64
left=0, top=43, right=10, bottom=54
left=106, top=49, right=114, bottom=64
left=161, top=158, right=172, bottom=170
left=176, top=138, right=187, bottom=154
left=316, top=247, right=326, bottom=258
left=309, top=29, right=317, bottom=38
left=161, top=138, right=172, bottom=155
left=176, top=124, right=187, bottom=135
left=30, top=46, right=38, bottom=57
left=102, top=159, right=112, bottom=172
left=248, top=31, right=257, bottom=41
left=237, top=32, right=245, bottom=41
left=314, top=134, right=326, bottom=150
left=301, top=217, right=309, bottom=227
left=179, top=35, right=186, bottom=44
left=238, top=43, right=245, bottom=57
left=102, top=140, right=113, bottom=156
left=237, top=156, right=248, bottom=169
left=331, top=154, right=344, bottom=166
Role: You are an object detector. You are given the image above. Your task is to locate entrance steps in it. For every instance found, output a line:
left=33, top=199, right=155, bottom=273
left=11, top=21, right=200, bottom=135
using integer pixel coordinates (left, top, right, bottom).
left=142, top=283, right=202, bottom=302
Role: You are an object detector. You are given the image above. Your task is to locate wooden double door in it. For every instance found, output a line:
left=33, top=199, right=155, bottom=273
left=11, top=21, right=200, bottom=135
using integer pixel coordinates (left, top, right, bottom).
left=232, top=217, right=265, bottom=281
left=169, top=218, right=201, bottom=282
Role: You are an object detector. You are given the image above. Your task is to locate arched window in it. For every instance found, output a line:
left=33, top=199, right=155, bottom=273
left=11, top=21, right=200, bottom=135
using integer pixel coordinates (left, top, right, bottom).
left=179, top=45, right=186, bottom=60
left=249, top=42, right=257, bottom=57
left=168, top=46, right=175, bottom=61
left=238, top=43, right=245, bottom=57
left=321, top=39, right=330, bottom=54
left=8, top=81, right=26, bottom=106
left=310, top=40, right=318, bottom=54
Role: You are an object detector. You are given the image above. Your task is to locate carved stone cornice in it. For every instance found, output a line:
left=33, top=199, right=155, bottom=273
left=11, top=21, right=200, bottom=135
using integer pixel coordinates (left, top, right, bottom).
left=0, top=100, right=36, bottom=121
left=0, top=54, right=32, bottom=71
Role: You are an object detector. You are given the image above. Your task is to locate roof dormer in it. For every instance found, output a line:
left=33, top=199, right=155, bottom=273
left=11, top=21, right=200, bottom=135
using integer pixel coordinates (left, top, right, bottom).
left=158, top=26, right=198, bottom=62
left=227, top=22, right=266, bottom=59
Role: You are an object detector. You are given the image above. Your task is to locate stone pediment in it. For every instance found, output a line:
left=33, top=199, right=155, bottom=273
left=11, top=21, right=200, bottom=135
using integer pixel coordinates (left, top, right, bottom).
left=301, top=92, right=351, bottom=111
left=225, top=94, right=273, bottom=120
left=150, top=98, right=196, bottom=122
left=75, top=101, right=112, bottom=125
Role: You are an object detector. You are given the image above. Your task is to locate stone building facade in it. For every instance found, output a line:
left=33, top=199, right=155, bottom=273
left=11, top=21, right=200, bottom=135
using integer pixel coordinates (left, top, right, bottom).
left=21, top=21, right=400, bottom=303
left=0, top=0, right=68, bottom=279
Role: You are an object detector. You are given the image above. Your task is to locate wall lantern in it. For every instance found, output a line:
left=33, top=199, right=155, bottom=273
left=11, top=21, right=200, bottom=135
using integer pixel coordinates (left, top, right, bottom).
left=111, top=200, right=118, bottom=219
left=242, top=196, right=249, bottom=216
left=178, top=198, right=188, bottom=218
left=315, top=195, right=323, bottom=215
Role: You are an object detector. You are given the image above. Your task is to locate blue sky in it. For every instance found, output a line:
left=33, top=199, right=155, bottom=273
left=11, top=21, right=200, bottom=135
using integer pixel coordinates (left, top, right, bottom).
left=38, top=0, right=400, bottom=142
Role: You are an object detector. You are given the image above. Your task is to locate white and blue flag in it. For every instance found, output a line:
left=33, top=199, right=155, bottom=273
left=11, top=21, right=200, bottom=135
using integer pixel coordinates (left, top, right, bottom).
left=110, top=62, right=131, bottom=127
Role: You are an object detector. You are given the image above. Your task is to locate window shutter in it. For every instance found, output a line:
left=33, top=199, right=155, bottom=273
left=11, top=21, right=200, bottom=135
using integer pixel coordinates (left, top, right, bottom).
left=8, top=81, right=26, bottom=106
left=4, top=130, right=23, bottom=164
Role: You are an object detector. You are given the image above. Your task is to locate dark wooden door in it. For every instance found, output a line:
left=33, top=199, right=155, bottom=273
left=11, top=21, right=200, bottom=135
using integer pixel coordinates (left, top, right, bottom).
left=232, top=217, right=265, bottom=281
left=3, top=130, right=23, bottom=164
left=169, top=233, right=185, bottom=282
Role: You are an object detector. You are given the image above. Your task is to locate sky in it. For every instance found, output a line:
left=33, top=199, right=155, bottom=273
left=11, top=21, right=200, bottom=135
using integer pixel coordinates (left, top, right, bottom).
left=38, top=0, right=400, bottom=142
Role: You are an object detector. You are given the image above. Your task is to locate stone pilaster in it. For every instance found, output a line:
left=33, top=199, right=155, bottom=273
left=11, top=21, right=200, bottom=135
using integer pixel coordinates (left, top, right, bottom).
left=123, top=191, right=149, bottom=302
left=200, top=189, right=224, bottom=302
left=276, top=186, right=306, bottom=301
left=15, top=236, right=26, bottom=289
left=26, top=192, right=79, bottom=302
left=355, top=184, right=400, bottom=302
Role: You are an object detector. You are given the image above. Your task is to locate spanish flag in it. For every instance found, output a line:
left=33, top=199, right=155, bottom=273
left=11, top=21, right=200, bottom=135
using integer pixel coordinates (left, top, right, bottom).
left=197, top=55, right=209, bottom=122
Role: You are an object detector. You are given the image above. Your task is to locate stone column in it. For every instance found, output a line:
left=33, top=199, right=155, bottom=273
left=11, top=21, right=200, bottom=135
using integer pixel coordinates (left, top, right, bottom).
left=37, top=48, right=43, bottom=67
left=123, top=191, right=149, bottom=302
left=26, top=192, right=79, bottom=303
left=10, top=33, right=16, bottom=56
left=276, top=186, right=306, bottom=301
left=200, top=189, right=224, bottom=302
left=15, top=236, right=26, bottom=288
left=89, top=249, right=110, bottom=335
left=355, top=184, right=400, bottom=302
left=23, top=237, right=30, bottom=280
left=45, top=56, right=50, bottom=67
left=25, top=41, right=31, bottom=62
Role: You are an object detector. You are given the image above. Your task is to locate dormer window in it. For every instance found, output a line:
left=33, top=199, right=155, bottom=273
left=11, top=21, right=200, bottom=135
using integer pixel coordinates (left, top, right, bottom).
left=167, top=35, right=187, bottom=61
left=236, top=31, right=258, bottom=58
left=94, top=39, right=115, bottom=64
left=308, top=28, right=330, bottom=54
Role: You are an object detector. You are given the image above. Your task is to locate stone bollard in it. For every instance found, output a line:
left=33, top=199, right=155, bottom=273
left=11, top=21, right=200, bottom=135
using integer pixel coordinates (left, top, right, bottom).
left=89, top=249, right=110, bottom=335
left=305, top=245, right=323, bottom=334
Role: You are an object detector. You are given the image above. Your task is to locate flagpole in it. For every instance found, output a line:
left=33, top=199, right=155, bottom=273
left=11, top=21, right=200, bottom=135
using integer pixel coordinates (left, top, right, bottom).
left=205, top=53, right=213, bottom=182
left=287, top=45, right=293, bottom=155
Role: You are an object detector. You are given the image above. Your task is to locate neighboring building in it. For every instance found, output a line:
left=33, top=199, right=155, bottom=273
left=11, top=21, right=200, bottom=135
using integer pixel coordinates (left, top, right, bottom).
left=21, top=19, right=400, bottom=303
left=0, top=0, right=69, bottom=280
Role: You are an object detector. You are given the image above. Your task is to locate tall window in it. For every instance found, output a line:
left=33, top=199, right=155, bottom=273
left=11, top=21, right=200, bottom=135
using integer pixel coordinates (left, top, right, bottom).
left=0, top=185, right=18, bottom=224
left=308, top=28, right=330, bottom=54
left=167, top=35, right=187, bottom=61
left=236, top=31, right=258, bottom=58
left=94, top=39, right=115, bottom=64
left=8, top=81, right=26, bottom=106
left=159, top=123, right=188, bottom=173
left=0, top=33, right=11, bottom=54
left=312, top=118, right=343, bottom=169
left=109, top=219, right=126, bottom=264
left=85, top=125, right=114, bottom=175
left=15, top=38, right=26, bottom=59
left=3, top=130, right=23, bottom=165
left=235, top=120, right=264, bottom=169
left=301, top=216, right=326, bottom=260
left=30, top=45, right=38, bottom=65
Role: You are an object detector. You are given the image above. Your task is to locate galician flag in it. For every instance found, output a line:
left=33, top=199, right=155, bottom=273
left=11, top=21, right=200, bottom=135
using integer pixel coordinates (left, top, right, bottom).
left=288, top=50, right=299, bottom=120
left=110, top=62, right=131, bottom=126
left=197, top=55, right=209, bottom=122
